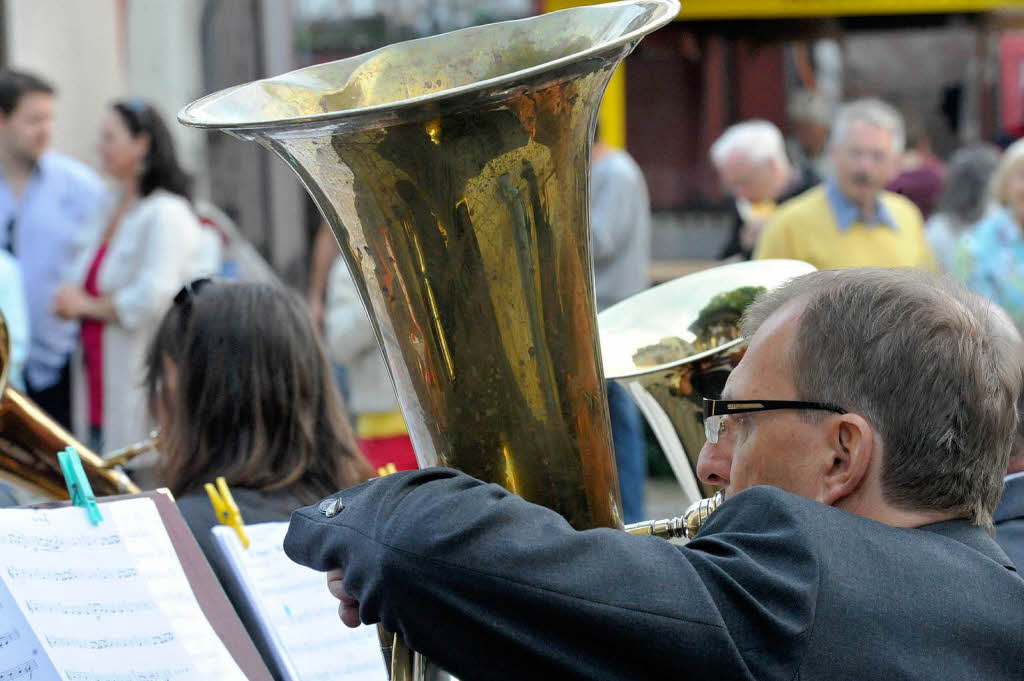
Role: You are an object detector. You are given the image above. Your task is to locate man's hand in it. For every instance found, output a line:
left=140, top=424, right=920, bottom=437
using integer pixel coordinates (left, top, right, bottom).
left=326, top=568, right=362, bottom=628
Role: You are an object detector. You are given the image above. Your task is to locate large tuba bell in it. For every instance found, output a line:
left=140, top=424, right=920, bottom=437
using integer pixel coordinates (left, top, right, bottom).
left=598, top=259, right=816, bottom=505
left=180, top=1, right=677, bottom=678
left=0, top=312, right=139, bottom=501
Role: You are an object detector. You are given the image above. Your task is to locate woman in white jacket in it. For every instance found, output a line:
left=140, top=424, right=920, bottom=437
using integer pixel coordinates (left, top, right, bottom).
left=54, top=99, right=212, bottom=456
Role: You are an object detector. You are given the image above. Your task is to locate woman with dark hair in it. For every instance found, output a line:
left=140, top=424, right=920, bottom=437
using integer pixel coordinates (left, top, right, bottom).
left=53, top=100, right=217, bottom=458
left=146, top=279, right=372, bottom=535
left=145, top=279, right=372, bottom=673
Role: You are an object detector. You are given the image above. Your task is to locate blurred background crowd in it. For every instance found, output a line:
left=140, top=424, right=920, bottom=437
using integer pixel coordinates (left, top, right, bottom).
left=4, top=0, right=1024, bottom=524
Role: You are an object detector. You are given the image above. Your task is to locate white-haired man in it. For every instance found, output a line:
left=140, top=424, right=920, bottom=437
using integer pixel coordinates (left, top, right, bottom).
left=755, top=98, right=935, bottom=270
left=710, top=120, right=816, bottom=259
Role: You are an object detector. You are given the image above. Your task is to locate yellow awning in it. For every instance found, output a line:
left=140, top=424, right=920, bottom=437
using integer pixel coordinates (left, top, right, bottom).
left=544, top=0, right=1017, bottom=21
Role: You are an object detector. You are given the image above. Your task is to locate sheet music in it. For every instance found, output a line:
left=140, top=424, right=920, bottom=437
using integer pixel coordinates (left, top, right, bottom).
left=0, top=569, right=61, bottom=681
left=0, top=498, right=247, bottom=681
left=211, top=523, right=387, bottom=681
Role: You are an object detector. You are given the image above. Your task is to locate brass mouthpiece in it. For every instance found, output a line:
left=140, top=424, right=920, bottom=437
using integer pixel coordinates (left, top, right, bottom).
left=624, top=491, right=725, bottom=541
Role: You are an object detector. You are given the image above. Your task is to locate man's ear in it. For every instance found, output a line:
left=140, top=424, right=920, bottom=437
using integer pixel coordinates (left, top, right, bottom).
left=822, top=413, right=873, bottom=506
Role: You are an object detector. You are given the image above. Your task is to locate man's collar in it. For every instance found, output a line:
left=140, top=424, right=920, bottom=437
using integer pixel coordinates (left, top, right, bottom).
left=825, top=178, right=897, bottom=231
left=918, top=517, right=1016, bottom=572
left=994, top=473, right=1024, bottom=524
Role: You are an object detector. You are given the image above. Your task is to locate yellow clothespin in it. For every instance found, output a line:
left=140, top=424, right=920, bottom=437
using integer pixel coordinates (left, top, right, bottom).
left=205, top=476, right=249, bottom=549
left=376, top=462, right=398, bottom=477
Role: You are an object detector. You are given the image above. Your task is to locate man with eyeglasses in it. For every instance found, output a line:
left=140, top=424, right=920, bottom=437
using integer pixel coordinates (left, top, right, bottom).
left=285, top=268, right=1023, bottom=681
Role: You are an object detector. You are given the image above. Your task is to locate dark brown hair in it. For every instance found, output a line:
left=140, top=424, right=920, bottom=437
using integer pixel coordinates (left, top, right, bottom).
left=145, top=281, right=372, bottom=504
left=112, top=99, right=192, bottom=200
left=0, top=70, right=53, bottom=115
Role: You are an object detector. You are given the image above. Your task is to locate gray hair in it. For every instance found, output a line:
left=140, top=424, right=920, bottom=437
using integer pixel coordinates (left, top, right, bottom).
left=936, top=144, right=1000, bottom=228
left=741, top=268, right=1021, bottom=529
left=710, top=120, right=789, bottom=168
left=830, top=98, right=905, bottom=155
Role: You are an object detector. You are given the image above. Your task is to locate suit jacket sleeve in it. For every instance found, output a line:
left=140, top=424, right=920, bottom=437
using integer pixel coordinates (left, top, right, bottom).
left=284, top=469, right=819, bottom=681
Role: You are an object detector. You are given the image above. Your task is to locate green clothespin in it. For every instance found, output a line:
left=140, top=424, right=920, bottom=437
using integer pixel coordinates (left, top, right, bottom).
left=58, top=446, right=103, bottom=525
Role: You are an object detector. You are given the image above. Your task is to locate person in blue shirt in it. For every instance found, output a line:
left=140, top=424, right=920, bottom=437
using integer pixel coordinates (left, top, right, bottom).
left=0, top=70, right=103, bottom=428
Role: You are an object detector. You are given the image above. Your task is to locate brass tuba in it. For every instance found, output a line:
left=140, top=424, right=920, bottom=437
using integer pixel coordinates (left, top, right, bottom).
left=599, top=259, right=816, bottom=506
left=180, top=1, right=677, bottom=678
left=0, top=312, right=140, bottom=501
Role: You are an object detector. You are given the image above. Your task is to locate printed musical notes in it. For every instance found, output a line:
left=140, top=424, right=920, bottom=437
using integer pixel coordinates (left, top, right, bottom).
left=0, top=498, right=247, bottom=681
left=211, top=522, right=387, bottom=681
left=63, top=669, right=192, bottom=681
left=0, top=660, right=37, bottom=681
left=25, top=600, right=157, bottom=620
left=0, top=565, right=59, bottom=681
left=6, top=567, right=139, bottom=582
left=0, top=532, right=122, bottom=551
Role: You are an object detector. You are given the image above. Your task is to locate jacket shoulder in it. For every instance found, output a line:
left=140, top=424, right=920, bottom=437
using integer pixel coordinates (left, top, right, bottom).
left=699, top=485, right=829, bottom=535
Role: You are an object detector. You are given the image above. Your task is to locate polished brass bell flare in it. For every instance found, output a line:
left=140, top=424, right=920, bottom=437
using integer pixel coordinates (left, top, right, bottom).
left=0, top=312, right=140, bottom=501
left=598, top=259, right=816, bottom=505
left=624, top=490, right=725, bottom=541
left=180, top=2, right=678, bottom=678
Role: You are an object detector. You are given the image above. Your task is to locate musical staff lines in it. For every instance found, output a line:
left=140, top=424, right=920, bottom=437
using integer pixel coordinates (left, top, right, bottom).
left=212, top=522, right=387, bottom=680
left=0, top=631, right=18, bottom=649
left=0, top=660, right=36, bottom=681
left=46, top=632, right=175, bottom=650
left=0, top=532, right=121, bottom=551
left=25, top=600, right=157, bottom=619
left=5, top=566, right=140, bottom=582
left=65, top=667, right=192, bottom=681
left=0, top=498, right=248, bottom=681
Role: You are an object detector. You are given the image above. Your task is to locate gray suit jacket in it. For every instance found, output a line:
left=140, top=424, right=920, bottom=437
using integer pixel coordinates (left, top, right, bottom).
left=285, top=469, right=1024, bottom=681
left=995, top=474, right=1024, bottom=570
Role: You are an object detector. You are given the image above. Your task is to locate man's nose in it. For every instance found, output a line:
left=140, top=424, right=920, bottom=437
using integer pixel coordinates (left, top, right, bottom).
left=696, top=441, right=730, bottom=487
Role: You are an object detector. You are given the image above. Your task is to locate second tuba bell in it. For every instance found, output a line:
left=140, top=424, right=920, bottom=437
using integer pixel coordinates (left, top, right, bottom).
left=598, top=259, right=817, bottom=505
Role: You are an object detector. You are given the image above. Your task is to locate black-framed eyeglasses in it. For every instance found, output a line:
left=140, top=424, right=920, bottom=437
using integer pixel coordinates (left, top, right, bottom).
left=702, top=398, right=846, bottom=444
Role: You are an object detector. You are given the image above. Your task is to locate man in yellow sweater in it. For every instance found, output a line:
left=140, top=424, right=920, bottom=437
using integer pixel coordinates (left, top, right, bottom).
left=755, top=98, right=935, bottom=270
